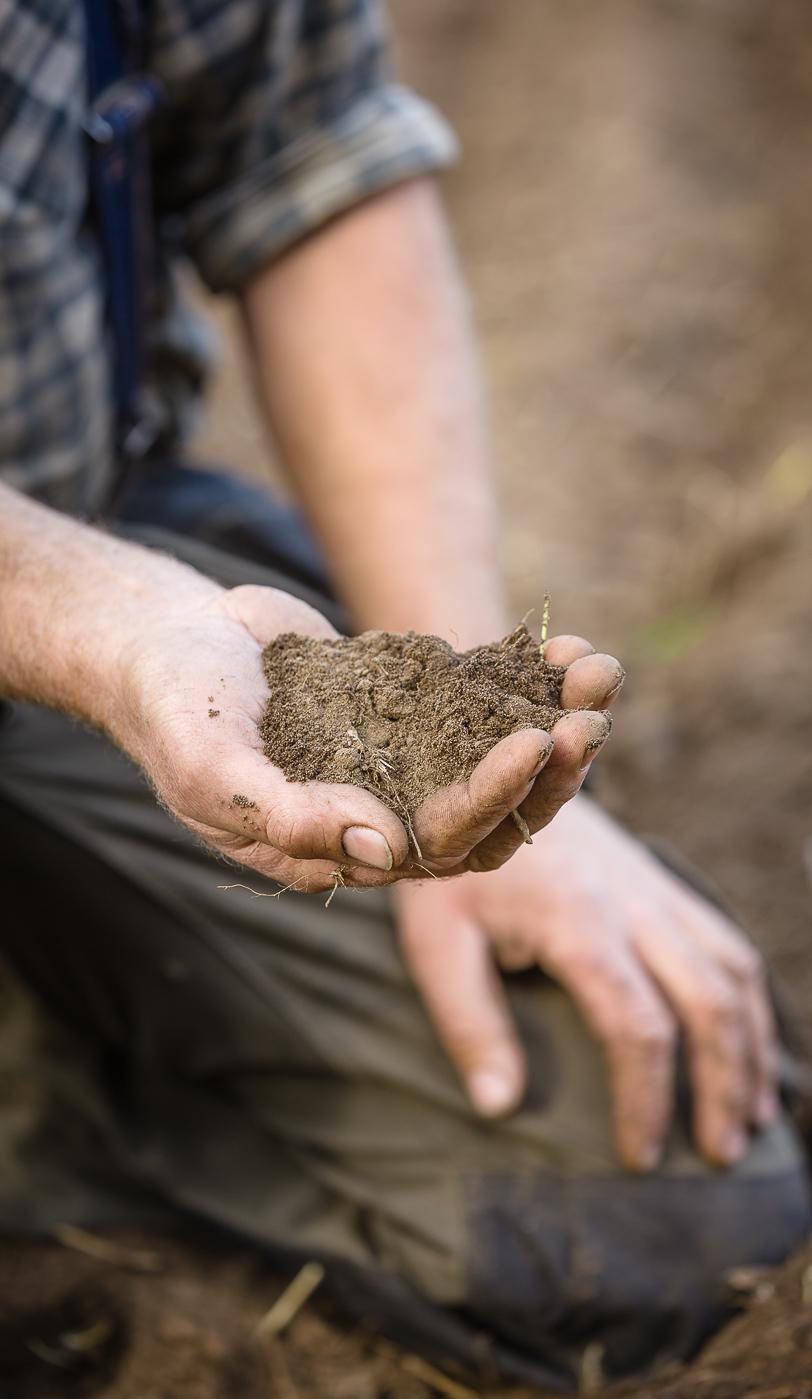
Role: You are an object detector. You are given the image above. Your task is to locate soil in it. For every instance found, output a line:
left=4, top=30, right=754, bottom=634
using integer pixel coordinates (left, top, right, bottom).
left=2, top=1, right=812, bottom=1396
left=4, top=1229, right=812, bottom=1399
left=259, top=625, right=565, bottom=817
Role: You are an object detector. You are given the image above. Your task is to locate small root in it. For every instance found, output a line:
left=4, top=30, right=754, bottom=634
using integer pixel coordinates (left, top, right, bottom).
left=54, top=1224, right=163, bottom=1274
left=324, top=868, right=347, bottom=908
left=218, top=878, right=309, bottom=898
left=255, top=1261, right=325, bottom=1339
left=221, top=870, right=348, bottom=907
left=399, top=1354, right=478, bottom=1399
left=403, top=808, right=423, bottom=860
left=509, top=809, right=533, bottom=844
left=347, top=725, right=423, bottom=860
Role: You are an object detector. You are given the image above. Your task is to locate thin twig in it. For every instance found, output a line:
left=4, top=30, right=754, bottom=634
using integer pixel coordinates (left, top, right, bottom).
left=578, top=1341, right=605, bottom=1394
left=54, top=1224, right=163, bottom=1274
left=509, top=809, right=533, bottom=844
left=539, top=592, right=552, bottom=660
left=254, top=1261, right=325, bottom=1339
left=400, top=1353, right=478, bottom=1399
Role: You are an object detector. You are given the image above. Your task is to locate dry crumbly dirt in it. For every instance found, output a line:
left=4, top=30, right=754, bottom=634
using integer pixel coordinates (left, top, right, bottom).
left=3, top=2, right=812, bottom=1396
left=259, top=626, right=565, bottom=816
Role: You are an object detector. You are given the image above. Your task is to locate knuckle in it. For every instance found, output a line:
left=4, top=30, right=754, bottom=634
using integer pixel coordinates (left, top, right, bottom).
left=617, top=1010, right=676, bottom=1056
left=564, top=943, right=608, bottom=985
left=729, top=943, right=764, bottom=984
left=465, top=844, right=510, bottom=873
left=693, top=980, right=739, bottom=1031
left=265, top=806, right=297, bottom=853
left=564, top=940, right=636, bottom=998
left=267, top=805, right=324, bottom=857
left=495, top=932, right=535, bottom=971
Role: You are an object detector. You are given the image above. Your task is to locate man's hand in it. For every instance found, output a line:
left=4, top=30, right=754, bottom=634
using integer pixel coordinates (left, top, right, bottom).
left=0, top=488, right=623, bottom=893
left=396, top=794, right=778, bottom=1169
left=117, top=587, right=622, bottom=891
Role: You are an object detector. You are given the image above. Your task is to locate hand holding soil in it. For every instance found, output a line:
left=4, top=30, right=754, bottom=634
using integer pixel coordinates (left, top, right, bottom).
left=261, top=622, right=622, bottom=880
left=120, top=584, right=621, bottom=892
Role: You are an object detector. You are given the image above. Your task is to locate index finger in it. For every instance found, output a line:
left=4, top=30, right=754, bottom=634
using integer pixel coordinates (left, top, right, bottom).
left=399, top=896, right=526, bottom=1116
left=412, top=727, right=552, bottom=869
left=549, top=937, right=677, bottom=1171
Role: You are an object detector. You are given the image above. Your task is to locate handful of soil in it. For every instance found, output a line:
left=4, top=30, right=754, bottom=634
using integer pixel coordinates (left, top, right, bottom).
left=260, top=624, right=567, bottom=819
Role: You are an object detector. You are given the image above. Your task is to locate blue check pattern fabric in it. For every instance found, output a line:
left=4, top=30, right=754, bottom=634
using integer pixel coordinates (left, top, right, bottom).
left=0, top=0, right=456, bottom=513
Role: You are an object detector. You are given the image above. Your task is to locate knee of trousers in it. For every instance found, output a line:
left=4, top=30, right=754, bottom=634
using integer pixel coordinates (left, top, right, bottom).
left=406, top=971, right=810, bottom=1386
left=323, top=980, right=812, bottom=1391
left=454, top=1138, right=811, bottom=1387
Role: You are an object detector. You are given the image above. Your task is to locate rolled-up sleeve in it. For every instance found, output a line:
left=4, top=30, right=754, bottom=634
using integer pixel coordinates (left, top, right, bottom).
left=149, top=0, right=458, bottom=292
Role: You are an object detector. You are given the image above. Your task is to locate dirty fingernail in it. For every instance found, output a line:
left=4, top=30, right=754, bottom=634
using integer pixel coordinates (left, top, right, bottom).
left=533, top=742, right=554, bottom=776
left=522, top=745, right=553, bottom=793
left=468, top=1069, right=516, bottom=1117
left=582, top=718, right=612, bottom=764
left=342, top=826, right=393, bottom=871
left=605, top=665, right=626, bottom=701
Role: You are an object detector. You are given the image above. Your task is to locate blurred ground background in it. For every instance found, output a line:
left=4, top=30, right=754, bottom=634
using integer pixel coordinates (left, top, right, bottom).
left=201, top=0, right=812, bottom=1006
left=3, top=1, right=812, bottom=1394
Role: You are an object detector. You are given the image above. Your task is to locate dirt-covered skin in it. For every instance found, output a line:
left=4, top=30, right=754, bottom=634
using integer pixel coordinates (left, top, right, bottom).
left=260, top=624, right=566, bottom=817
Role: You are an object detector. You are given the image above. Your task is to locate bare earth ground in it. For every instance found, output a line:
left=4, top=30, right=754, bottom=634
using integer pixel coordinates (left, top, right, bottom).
left=3, top=2, right=812, bottom=1395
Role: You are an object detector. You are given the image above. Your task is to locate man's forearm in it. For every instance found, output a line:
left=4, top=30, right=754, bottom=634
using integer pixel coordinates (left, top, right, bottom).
left=242, top=179, right=508, bottom=649
left=0, top=484, right=218, bottom=732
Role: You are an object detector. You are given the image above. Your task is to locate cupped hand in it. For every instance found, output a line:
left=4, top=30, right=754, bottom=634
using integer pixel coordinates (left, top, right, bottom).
left=117, top=586, right=622, bottom=891
left=396, top=794, right=778, bottom=1169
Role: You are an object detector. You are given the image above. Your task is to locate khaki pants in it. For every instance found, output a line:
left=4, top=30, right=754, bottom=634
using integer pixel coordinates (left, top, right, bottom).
left=0, top=525, right=808, bottom=1390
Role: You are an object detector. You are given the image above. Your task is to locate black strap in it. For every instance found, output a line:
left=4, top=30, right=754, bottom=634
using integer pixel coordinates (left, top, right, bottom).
left=82, top=0, right=164, bottom=498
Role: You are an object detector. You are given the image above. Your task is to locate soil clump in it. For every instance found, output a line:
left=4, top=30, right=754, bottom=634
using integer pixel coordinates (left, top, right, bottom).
left=260, top=624, right=566, bottom=816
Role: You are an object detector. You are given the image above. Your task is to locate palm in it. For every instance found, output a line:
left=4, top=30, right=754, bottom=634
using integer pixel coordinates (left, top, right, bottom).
left=123, top=585, right=622, bottom=890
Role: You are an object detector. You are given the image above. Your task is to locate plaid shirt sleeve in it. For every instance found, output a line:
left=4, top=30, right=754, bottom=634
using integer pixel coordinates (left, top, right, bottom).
left=149, top=0, right=458, bottom=292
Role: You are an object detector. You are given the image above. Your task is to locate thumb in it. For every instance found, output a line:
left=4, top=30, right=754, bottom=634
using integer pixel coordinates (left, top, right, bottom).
left=219, top=583, right=339, bottom=644
left=399, top=898, right=526, bottom=1116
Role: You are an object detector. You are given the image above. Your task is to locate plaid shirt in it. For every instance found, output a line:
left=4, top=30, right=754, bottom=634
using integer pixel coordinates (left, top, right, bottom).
left=0, top=0, right=455, bottom=514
